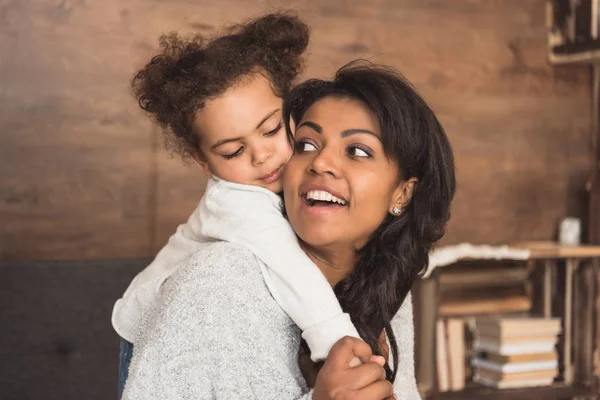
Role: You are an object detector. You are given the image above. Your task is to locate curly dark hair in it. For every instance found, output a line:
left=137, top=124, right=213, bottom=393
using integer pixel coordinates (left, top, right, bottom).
left=283, top=60, right=456, bottom=382
left=132, top=12, right=309, bottom=158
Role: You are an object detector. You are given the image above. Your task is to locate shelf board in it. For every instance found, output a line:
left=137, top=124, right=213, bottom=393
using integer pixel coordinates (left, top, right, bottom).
left=427, top=382, right=594, bottom=400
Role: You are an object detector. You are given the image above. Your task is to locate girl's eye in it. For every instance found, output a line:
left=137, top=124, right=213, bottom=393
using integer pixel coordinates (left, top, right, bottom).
left=295, top=141, right=317, bottom=153
left=348, top=145, right=372, bottom=158
left=264, top=122, right=283, bottom=137
left=222, top=147, right=243, bottom=160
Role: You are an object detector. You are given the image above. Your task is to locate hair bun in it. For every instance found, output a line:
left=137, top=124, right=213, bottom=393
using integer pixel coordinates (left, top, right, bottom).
left=240, top=12, right=309, bottom=57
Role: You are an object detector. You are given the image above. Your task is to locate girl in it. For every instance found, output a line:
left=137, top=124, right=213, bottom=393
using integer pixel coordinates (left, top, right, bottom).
left=113, top=13, right=364, bottom=398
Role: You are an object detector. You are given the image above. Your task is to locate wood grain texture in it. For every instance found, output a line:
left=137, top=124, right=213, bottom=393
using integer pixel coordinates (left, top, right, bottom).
left=0, top=0, right=594, bottom=260
left=573, top=262, right=595, bottom=387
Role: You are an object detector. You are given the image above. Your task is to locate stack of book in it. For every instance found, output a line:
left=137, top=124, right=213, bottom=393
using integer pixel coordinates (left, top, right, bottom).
left=471, top=317, right=561, bottom=389
left=438, top=262, right=532, bottom=317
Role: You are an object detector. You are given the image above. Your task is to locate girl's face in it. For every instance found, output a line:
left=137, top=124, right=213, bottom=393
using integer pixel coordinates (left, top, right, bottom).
left=193, top=73, right=292, bottom=193
left=283, top=96, right=410, bottom=251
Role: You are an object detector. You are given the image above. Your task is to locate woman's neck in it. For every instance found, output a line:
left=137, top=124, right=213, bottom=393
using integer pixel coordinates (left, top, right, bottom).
left=299, top=241, right=356, bottom=287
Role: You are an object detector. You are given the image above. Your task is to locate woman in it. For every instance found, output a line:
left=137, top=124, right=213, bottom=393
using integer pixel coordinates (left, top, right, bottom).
left=283, top=61, right=456, bottom=391
left=123, top=60, right=455, bottom=399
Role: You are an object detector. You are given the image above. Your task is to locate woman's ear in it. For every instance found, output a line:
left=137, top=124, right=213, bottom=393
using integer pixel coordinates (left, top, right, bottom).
left=191, top=151, right=212, bottom=177
left=389, top=177, right=418, bottom=216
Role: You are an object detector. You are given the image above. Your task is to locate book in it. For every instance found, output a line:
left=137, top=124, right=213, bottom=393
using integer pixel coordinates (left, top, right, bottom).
left=471, top=357, right=558, bottom=373
left=475, top=334, right=558, bottom=344
left=476, top=326, right=561, bottom=338
left=474, top=317, right=561, bottom=336
left=436, top=319, right=449, bottom=391
left=473, top=375, right=555, bottom=389
left=439, top=264, right=529, bottom=289
left=474, top=339, right=557, bottom=355
left=441, top=284, right=526, bottom=302
left=446, top=319, right=465, bottom=391
left=481, top=351, right=558, bottom=364
left=474, top=368, right=557, bottom=383
left=440, top=295, right=531, bottom=316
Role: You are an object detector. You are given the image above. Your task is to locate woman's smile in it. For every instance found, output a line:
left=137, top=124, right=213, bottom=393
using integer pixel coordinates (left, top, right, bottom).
left=299, top=184, right=349, bottom=215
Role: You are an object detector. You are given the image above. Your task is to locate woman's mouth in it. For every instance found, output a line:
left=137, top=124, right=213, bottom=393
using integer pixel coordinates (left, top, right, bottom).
left=304, top=190, right=347, bottom=206
left=259, top=166, right=283, bottom=184
left=300, top=188, right=348, bottom=214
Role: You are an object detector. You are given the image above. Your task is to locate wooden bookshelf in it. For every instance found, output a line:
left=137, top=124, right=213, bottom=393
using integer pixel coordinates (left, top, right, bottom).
left=415, top=242, right=600, bottom=399
left=430, top=382, right=591, bottom=400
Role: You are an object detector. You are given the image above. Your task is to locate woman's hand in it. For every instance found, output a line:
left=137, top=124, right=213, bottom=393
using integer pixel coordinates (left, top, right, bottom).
left=311, top=336, right=394, bottom=400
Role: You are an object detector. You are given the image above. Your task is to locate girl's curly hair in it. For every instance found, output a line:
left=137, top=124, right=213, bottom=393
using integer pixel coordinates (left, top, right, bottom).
left=132, top=12, right=309, bottom=158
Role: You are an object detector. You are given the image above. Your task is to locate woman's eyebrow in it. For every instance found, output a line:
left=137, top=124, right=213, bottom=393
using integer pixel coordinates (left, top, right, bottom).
left=341, top=129, right=377, bottom=138
left=296, top=121, right=322, bottom=133
left=297, top=121, right=378, bottom=138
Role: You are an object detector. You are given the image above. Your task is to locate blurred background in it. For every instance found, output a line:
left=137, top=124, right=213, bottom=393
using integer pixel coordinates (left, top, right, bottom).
left=0, top=1, right=598, bottom=399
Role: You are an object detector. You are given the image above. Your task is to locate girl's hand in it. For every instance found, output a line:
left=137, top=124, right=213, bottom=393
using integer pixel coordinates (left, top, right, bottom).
left=311, top=336, right=393, bottom=400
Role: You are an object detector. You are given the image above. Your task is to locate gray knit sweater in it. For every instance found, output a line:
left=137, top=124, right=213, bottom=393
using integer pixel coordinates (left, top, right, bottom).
left=123, top=242, right=421, bottom=400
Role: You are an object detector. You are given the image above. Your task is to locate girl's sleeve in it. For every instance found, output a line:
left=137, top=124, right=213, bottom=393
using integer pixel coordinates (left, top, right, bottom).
left=198, top=179, right=361, bottom=361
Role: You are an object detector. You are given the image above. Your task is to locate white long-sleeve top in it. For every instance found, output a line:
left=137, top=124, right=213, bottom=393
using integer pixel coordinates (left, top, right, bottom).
left=122, top=242, right=421, bottom=400
left=112, top=176, right=360, bottom=361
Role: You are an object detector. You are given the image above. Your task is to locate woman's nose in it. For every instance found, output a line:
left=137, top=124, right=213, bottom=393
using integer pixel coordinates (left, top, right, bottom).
left=308, top=147, right=341, bottom=178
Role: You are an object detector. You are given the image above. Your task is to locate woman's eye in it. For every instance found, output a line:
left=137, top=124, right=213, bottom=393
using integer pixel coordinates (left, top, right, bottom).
left=222, top=147, right=243, bottom=159
left=264, top=122, right=283, bottom=137
left=295, top=141, right=317, bottom=153
left=348, top=146, right=372, bottom=158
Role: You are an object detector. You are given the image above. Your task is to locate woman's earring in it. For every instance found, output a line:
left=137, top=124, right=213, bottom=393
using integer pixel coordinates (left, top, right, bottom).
left=392, top=206, right=402, bottom=216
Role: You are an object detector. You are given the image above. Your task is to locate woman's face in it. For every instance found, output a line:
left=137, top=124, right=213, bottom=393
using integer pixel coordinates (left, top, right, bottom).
left=193, top=73, right=292, bottom=193
left=283, top=96, right=404, bottom=250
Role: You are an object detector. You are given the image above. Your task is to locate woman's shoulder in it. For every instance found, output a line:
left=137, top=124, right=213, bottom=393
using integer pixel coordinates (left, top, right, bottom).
left=176, top=241, right=262, bottom=283
left=190, top=240, right=259, bottom=266
left=391, top=292, right=413, bottom=328
left=157, top=241, right=268, bottom=309
left=138, top=241, right=278, bottom=337
left=390, top=292, right=421, bottom=399
left=161, top=241, right=268, bottom=299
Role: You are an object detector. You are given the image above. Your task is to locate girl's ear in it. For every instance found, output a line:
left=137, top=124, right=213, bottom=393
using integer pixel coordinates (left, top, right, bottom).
left=192, top=152, right=212, bottom=177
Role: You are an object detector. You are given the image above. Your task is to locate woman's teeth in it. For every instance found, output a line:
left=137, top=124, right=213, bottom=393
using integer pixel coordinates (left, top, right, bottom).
left=305, top=190, right=347, bottom=205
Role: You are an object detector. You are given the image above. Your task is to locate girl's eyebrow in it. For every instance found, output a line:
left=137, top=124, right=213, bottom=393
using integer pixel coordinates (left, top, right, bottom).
left=255, top=109, right=280, bottom=129
left=211, top=136, right=243, bottom=150
left=212, top=108, right=280, bottom=150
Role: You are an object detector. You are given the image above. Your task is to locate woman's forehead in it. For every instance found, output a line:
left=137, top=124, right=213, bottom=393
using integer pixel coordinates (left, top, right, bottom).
left=299, top=97, right=380, bottom=135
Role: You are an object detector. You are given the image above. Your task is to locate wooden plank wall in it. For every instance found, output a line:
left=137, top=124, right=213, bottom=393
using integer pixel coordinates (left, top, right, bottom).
left=0, top=0, right=593, bottom=261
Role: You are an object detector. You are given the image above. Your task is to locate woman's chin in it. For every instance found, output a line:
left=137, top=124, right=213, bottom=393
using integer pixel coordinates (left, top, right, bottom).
left=296, top=229, right=339, bottom=249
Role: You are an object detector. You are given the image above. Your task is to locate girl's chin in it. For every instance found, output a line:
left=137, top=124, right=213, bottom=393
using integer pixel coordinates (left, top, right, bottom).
left=259, top=179, right=283, bottom=193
